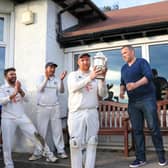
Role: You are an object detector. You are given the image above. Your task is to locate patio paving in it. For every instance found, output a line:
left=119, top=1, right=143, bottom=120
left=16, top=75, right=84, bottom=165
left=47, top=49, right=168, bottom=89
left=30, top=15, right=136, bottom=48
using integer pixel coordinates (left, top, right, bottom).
left=0, top=149, right=168, bottom=168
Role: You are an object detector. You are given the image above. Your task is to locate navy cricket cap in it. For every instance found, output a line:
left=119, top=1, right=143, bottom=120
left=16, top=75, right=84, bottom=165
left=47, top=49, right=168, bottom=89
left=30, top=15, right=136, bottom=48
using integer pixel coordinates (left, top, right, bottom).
left=45, top=62, right=58, bottom=68
left=78, top=53, right=90, bottom=59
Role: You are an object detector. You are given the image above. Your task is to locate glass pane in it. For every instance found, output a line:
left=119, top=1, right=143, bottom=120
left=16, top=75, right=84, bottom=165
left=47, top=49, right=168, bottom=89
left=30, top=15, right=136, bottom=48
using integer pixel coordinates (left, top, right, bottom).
left=0, top=47, right=5, bottom=84
left=149, top=44, right=168, bottom=80
left=74, top=47, right=142, bottom=102
left=134, top=47, right=142, bottom=58
left=74, top=54, right=79, bottom=70
left=100, top=47, right=141, bottom=103
left=0, top=17, right=4, bottom=41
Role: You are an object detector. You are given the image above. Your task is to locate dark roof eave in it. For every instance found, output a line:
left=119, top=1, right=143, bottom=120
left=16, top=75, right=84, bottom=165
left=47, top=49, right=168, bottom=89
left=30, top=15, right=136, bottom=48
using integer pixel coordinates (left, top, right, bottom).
left=58, top=21, right=168, bottom=47
left=12, top=0, right=30, bottom=4
left=53, top=0, right=107, bottom=21
left=85, top=0, right=107, bottom=20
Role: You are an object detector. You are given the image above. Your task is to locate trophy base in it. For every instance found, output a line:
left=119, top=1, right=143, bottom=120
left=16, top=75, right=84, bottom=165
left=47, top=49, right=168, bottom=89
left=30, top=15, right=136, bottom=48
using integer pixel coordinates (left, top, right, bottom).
left=96, top=75, right=105, bottom=80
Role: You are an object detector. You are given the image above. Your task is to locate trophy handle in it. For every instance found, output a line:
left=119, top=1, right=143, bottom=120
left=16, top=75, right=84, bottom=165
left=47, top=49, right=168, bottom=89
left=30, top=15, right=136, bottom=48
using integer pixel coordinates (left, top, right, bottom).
left=105, top=57, right=107, bottom=64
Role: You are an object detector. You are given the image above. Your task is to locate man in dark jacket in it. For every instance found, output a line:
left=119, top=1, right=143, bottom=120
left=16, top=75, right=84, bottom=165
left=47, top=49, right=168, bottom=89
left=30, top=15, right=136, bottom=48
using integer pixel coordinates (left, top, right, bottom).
left=120, top=45, right=166, bottom=167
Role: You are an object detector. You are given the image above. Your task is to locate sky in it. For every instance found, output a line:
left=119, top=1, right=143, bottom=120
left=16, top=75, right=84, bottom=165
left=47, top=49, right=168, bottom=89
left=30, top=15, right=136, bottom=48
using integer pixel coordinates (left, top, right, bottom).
left=92, top=0, right=165, bottom=9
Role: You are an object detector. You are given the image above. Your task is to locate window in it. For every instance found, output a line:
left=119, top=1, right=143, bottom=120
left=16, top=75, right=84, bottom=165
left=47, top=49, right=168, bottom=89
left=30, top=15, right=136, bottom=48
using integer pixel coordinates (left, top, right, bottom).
left=74, top=47, right=142, bottom=102
left=0, top=16, right=6, bottom=84
left=0, top=47, right=5, bottom=84
left=149, top=43, right=168, bottom=80
left=0, top=17, right=4, bottom=41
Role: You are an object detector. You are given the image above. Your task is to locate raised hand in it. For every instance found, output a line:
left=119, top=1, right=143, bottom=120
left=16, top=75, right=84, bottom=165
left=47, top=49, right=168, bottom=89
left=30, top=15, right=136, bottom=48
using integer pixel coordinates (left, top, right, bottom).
left=15, top=80, right=25, bottom=97
left=45, top=70, right=50, bottom=80
left=9, top=81, right=20, bottom=102
left=90, top=66, right=102, bottom=80
left=15, top=80, right=21, bottom=92
left=60, top=71, right=67, bottom=80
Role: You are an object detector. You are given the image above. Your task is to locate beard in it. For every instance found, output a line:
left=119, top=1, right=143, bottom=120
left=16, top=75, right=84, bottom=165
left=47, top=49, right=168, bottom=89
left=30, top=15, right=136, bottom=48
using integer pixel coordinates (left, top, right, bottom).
left=8, top=78, right=16, bottom=85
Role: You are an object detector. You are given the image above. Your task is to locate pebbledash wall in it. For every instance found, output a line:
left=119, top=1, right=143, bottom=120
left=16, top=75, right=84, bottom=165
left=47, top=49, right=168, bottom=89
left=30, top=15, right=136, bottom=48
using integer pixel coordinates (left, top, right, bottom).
left=0, top=0, right=77, bottom=153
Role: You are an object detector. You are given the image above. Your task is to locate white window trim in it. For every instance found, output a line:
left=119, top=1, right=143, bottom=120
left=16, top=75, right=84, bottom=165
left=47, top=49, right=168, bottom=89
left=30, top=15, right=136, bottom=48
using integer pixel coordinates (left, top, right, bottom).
left=0, top=14, right=7, bottom=72
left=0, top=12, right=15, bottom=68
left=0, top=14, right=6, bottom=45
left=65, top=35, right=168, bottom=53
left=64, top=35, right=168, bottom=69
left=7, top=11, right=15, bottom=68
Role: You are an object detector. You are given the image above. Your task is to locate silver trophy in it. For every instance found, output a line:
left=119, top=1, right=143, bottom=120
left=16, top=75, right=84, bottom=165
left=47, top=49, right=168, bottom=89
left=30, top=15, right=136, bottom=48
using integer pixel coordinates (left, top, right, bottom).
left=93, top=52, right=107, bottom=79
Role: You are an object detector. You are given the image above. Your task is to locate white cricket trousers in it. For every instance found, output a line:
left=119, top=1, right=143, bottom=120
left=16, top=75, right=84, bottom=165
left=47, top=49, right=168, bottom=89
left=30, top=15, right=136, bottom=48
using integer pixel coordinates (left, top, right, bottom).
left=36, top=105, right=65, bottom=153
left=68, top=108, right=99, bottom=168
left=1, top=114, right=43, bottom=168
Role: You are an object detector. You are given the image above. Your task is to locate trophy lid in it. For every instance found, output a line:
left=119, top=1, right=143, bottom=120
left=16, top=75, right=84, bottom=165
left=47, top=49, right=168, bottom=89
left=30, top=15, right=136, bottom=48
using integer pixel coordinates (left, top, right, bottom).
left=94, top=52, right=106, bottom=59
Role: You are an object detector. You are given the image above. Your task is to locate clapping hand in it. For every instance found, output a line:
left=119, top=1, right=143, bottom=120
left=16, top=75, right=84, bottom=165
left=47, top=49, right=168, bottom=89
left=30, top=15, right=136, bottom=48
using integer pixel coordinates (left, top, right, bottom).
left=15, top=80, right=21, bottom=93
left=60, top=71, right=67, bottom=80
left=15, top=80, right=25, bottom=97
left=10, top=80, right=21, bottom=102
left=10, top=80, right=25, bottom=101
left=45, top=70, right=50, bottom=80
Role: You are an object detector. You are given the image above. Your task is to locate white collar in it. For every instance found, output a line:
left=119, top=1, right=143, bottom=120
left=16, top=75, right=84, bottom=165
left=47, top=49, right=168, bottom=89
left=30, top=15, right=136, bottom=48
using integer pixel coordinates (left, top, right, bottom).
left=78, top=69, right=90, bottom=75
left=4, top=81, right=14, bottom=88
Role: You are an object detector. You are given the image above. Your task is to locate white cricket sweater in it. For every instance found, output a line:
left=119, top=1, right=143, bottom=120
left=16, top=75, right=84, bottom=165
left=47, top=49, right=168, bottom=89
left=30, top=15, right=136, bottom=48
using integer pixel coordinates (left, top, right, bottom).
left=67, top=70, right=108, bottom=113
left=36, top=75, right=63, bottom=106
left=0, top=82, right=28, bottom=119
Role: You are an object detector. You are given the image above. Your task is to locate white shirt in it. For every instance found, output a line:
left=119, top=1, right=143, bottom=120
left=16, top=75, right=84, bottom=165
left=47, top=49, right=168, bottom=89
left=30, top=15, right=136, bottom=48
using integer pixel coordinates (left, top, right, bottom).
left=67, top=70, right=108, bottom=113
left=0, top=82, right=28, bottom=119
left=36, top=75, right=62, bottom=106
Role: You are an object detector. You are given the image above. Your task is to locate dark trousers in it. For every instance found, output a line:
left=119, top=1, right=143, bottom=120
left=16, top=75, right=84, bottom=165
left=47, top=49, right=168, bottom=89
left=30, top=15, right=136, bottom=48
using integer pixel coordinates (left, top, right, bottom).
left=128, top=97, right=165, bottom=161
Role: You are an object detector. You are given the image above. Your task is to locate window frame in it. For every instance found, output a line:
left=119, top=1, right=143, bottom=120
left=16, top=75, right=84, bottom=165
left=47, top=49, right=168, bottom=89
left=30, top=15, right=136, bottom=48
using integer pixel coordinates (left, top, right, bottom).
left=0, top=14, right=7, bottom=84
left=147, top=42, right=168, bottom=80
left=0, top=13, right=13, bottom=84
left=0, top=13, right=14, bottom=69
left=0, top=17, right=4, bottom=42
left=72, top=45, right=143, bottom=70
left=71, top=39, right=168, bottom=99
left=72, top=39, right=168, bottom=70
left=0, top=14, right=8, bottom=45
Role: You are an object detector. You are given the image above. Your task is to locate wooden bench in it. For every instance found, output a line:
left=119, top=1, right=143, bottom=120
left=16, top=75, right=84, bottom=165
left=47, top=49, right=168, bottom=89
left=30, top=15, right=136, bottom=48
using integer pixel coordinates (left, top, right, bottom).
left=98, top=100, right=168, bottom=157
left=98, top=100, right=132, bottom=157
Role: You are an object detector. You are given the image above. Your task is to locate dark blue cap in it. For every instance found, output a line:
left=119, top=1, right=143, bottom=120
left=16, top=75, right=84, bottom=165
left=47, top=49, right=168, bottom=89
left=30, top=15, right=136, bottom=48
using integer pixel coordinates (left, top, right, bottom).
left=78, top=53, right=90, bottom=59
left=45, top=62, right=58, bottom=68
